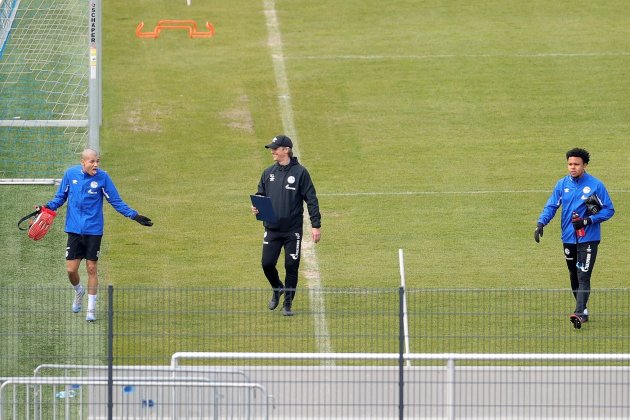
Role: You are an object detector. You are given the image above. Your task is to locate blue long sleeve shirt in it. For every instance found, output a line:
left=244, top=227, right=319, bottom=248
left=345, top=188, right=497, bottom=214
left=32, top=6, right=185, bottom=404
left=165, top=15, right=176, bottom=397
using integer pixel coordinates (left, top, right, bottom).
left=46, top=165, right=138, bottom=235
left=538, top=172, right=614, bottom=244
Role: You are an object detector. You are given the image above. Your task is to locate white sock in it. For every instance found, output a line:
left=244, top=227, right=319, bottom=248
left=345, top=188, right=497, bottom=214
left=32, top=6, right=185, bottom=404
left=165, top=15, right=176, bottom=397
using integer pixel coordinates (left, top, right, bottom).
left=87, top=294, right=97, bottom=312
left=74, top=284, right=83, bottom=292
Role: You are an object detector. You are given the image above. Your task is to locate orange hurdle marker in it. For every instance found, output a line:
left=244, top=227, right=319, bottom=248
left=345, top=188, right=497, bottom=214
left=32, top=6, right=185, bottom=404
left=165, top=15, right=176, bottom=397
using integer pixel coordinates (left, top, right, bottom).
left=136, top=20, right=215, bottom=39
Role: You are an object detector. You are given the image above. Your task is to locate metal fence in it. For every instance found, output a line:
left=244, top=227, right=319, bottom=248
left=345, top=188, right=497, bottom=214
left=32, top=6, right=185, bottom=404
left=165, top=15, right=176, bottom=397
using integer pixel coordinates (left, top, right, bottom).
left=2, top=286, right=630, bottom=418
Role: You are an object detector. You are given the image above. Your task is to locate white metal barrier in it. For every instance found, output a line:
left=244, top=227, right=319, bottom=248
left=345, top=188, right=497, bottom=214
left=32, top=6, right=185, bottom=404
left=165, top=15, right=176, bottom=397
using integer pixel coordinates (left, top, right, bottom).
left=31, top=364, right=261, bottom=420
left=4, top=353, right=630, bottom=419
left=172, top=352, right=630, bottom=420
left=0, top=376, right=272, bottom=420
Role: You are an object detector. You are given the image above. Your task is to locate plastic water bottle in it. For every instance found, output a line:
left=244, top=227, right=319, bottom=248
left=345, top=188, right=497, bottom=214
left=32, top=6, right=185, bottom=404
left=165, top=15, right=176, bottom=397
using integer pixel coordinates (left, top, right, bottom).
left=572, top=211, right=585, bottom=237
left=55, top=390, right=76, bottom=399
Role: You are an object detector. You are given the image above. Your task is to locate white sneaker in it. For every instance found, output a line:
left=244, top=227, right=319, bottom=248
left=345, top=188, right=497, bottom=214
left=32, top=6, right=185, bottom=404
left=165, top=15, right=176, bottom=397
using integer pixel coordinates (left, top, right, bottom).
left=72, top=286, right=85, bottom=313
left=86, top=309, right=96, bottom=322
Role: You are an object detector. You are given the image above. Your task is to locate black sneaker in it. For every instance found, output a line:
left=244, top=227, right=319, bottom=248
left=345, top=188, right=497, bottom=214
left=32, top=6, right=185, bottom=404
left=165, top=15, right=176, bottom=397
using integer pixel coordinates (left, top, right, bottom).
left=569, top=313, right=585, bottom=329
left=281, top=302, right=294, bottom=317
left=268, top=289, right=283, bottom=310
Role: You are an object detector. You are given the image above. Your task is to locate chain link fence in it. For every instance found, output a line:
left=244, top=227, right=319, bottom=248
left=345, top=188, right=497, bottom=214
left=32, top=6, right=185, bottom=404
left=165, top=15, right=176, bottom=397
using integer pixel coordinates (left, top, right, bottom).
left=2, top=286, right=630, bottom=418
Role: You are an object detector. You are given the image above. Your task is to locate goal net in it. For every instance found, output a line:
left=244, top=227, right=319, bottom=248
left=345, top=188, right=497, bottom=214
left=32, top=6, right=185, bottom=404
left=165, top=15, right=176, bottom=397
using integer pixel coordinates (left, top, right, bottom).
left=0, top=0, right=99, bottom=184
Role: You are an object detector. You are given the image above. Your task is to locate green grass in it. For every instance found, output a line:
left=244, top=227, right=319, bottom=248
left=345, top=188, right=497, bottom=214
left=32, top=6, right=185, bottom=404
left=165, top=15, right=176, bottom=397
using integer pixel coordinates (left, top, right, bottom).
left=2, top=0, right=630, bottom=373
left=96, top=0, right=630, bottom=290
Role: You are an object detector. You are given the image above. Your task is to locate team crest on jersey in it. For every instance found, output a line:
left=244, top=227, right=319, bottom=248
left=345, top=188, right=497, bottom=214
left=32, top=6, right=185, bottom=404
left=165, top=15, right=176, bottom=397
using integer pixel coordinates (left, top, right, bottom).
left=285, top=175, right=296, bottom=190
left=270, top=174, right=275, bottom=182
left=582, top=186, right=591, bottom=194
left=90, top=181, right=98, bottom=188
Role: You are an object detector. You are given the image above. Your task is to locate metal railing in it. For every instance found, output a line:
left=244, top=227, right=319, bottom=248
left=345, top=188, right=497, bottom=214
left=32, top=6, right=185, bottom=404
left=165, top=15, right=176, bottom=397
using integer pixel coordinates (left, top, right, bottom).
left=170, top=352, right=630, bottom=420
left=3, top=286, right=630, bottom=418
left=1, top=375, right=272, bottom=420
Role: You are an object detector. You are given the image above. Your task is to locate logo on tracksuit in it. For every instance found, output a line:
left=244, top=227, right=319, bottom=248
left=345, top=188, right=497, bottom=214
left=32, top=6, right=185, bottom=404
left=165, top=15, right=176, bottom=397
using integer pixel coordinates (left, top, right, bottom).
left=285, top=176, right=296, bottom=191
left=576, top=244, right=592, bottom=272
left=289, top=232, right=301, bottom=260
left=88, top=181, right=99, bottom=195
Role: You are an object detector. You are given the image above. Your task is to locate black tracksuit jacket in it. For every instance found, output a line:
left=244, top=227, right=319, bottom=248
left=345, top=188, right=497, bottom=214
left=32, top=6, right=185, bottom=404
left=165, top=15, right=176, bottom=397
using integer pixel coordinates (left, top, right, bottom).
left=256, top=157, right=321, bottom=232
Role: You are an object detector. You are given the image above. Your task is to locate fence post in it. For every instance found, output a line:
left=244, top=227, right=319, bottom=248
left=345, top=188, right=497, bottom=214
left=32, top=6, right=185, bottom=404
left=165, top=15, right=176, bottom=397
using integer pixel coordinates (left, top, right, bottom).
left=399, top=286, right=405, bottom=420
left=107, top=284, right=114, bottom=420
left=446, top=357, right=455, bottom=420
left=399, top=249, right=411, bottom=366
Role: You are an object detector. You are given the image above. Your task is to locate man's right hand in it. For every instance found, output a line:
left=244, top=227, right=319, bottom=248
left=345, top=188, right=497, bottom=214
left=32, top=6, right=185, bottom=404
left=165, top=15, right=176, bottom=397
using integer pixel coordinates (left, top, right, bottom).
left=534, top=222, right=544, bottom=243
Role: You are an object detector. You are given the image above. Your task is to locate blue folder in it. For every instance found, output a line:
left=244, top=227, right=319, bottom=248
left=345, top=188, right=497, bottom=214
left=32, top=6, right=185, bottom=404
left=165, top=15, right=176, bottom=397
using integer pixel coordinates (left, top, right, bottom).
left=250, top=195, right=277, bottom=223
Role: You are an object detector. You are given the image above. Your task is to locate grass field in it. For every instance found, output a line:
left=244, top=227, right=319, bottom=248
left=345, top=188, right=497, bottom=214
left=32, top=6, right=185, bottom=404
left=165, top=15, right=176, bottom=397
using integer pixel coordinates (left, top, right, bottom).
left=102, top=0, right=630, bottom=289
left=2, top=0, right=630, bottom=365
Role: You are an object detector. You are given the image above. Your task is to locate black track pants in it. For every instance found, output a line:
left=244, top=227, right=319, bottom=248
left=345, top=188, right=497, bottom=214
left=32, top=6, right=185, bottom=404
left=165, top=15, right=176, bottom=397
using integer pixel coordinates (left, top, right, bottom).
left=564, top=241, right=599, bottom=314
left=261, top=229, right=302, bottom=302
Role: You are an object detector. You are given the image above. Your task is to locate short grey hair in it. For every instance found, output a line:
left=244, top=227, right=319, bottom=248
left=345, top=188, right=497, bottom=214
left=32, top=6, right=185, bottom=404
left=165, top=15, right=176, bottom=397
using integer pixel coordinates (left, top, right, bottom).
left=81, top=148, right=100, bottom=160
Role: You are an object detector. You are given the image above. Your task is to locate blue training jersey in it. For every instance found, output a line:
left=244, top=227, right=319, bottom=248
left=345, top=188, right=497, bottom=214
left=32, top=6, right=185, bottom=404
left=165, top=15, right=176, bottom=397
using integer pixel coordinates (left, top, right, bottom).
left=538, top=172, right=614, bottom=244
left=46, top=165, right=138, bottom=235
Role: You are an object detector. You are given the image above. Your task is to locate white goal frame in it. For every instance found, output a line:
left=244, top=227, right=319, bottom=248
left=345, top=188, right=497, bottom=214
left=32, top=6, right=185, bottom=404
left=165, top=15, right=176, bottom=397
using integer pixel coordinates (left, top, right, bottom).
left=0, top=0, right=101, bottom=184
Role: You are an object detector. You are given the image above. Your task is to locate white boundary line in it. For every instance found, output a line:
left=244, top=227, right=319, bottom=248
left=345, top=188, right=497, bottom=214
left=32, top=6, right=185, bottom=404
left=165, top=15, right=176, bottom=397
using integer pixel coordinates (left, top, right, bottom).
left=319, top=189, right=630, bottom=197
left=290, top=52, right=630, bottom=61
left=263, top=0, right=332, bottom=357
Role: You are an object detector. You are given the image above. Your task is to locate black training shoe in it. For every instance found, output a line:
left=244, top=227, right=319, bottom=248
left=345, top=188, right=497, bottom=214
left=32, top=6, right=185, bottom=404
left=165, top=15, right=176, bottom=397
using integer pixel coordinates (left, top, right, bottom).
left=268, top=289, right=283, bottom=310
left=281, top=302, right=294, bottom=317
left=569, top=313, right=584, bottom=329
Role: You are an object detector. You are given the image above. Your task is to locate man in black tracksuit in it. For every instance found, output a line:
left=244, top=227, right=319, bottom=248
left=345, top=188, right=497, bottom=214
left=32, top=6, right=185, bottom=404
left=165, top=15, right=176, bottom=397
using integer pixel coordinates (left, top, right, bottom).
left=252, top=134, right=321, bottom=316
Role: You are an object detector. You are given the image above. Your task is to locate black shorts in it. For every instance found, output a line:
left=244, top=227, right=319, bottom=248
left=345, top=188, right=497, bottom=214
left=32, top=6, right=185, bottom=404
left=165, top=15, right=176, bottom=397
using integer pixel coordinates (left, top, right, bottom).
left=66, top=233, right=102, bottom=261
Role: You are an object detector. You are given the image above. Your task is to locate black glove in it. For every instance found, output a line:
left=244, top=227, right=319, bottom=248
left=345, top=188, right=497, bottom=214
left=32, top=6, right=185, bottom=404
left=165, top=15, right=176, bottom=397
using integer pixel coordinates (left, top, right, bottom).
left=134, top=214, right=153, bottom=226
left=534, top=223, right=544, bottom=243
left=585, top=194, right=602, bottom=216
left=572, top=217, right=591, bottom=231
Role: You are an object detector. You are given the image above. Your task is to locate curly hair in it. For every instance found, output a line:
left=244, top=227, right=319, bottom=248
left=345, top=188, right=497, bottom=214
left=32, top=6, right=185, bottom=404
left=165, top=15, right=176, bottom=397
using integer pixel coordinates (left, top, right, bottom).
left=566, top=148, right=590, bottom=165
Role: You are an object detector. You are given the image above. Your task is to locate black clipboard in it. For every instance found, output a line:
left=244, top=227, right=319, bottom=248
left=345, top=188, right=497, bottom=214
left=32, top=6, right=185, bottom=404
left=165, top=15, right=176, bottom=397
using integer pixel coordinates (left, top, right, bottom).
left=250, top=195, right=277, bottom=223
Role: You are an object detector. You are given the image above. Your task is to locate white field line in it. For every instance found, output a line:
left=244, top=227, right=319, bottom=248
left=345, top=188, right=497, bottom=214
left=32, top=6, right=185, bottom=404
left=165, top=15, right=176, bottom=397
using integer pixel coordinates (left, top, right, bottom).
left=263, top=0, right=333, bottom=357
left=319, top=189, right=630, bottom=197
left=291, top=52, right=630, bottom=61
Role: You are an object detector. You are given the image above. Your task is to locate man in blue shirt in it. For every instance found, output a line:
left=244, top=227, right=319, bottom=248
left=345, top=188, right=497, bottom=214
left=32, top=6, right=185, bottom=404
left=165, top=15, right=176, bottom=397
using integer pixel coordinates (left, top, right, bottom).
left=45, top=149, right=153, bottom=322
left=535, top=148, right=615, bottom=329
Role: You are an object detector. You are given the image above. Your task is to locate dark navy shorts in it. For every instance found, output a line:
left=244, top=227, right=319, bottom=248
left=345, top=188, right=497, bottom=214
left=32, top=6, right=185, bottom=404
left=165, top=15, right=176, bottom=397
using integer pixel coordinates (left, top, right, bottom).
left=66, top=233, right=102, bottom=261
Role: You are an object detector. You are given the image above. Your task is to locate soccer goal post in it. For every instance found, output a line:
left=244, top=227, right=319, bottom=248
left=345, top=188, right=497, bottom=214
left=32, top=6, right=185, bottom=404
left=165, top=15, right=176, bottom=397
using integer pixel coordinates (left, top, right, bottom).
left=0, top=0, right=101, bottom=185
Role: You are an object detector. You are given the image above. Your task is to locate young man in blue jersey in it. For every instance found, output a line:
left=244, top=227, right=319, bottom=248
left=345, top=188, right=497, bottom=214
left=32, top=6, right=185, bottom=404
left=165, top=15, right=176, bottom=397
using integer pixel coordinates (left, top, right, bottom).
left=535, top=148, right=615, bottom=329
left=43, top=149, right=153, bottom=322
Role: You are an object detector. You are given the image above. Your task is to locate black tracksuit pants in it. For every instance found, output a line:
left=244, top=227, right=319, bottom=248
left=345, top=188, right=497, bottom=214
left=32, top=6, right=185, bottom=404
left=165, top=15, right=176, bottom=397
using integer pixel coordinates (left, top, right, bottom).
left=564, top=241, right=599, bottom=315
left=261, top=229, right=302, bottom=303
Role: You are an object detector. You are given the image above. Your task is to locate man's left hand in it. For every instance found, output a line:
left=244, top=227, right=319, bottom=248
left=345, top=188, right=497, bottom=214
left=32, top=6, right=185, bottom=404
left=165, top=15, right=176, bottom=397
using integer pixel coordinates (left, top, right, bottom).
left=572, top=217, right=591, bottom=231
left=134, top=214, right=153, bottom=226
left=312, top=227, right=321, bottom=243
